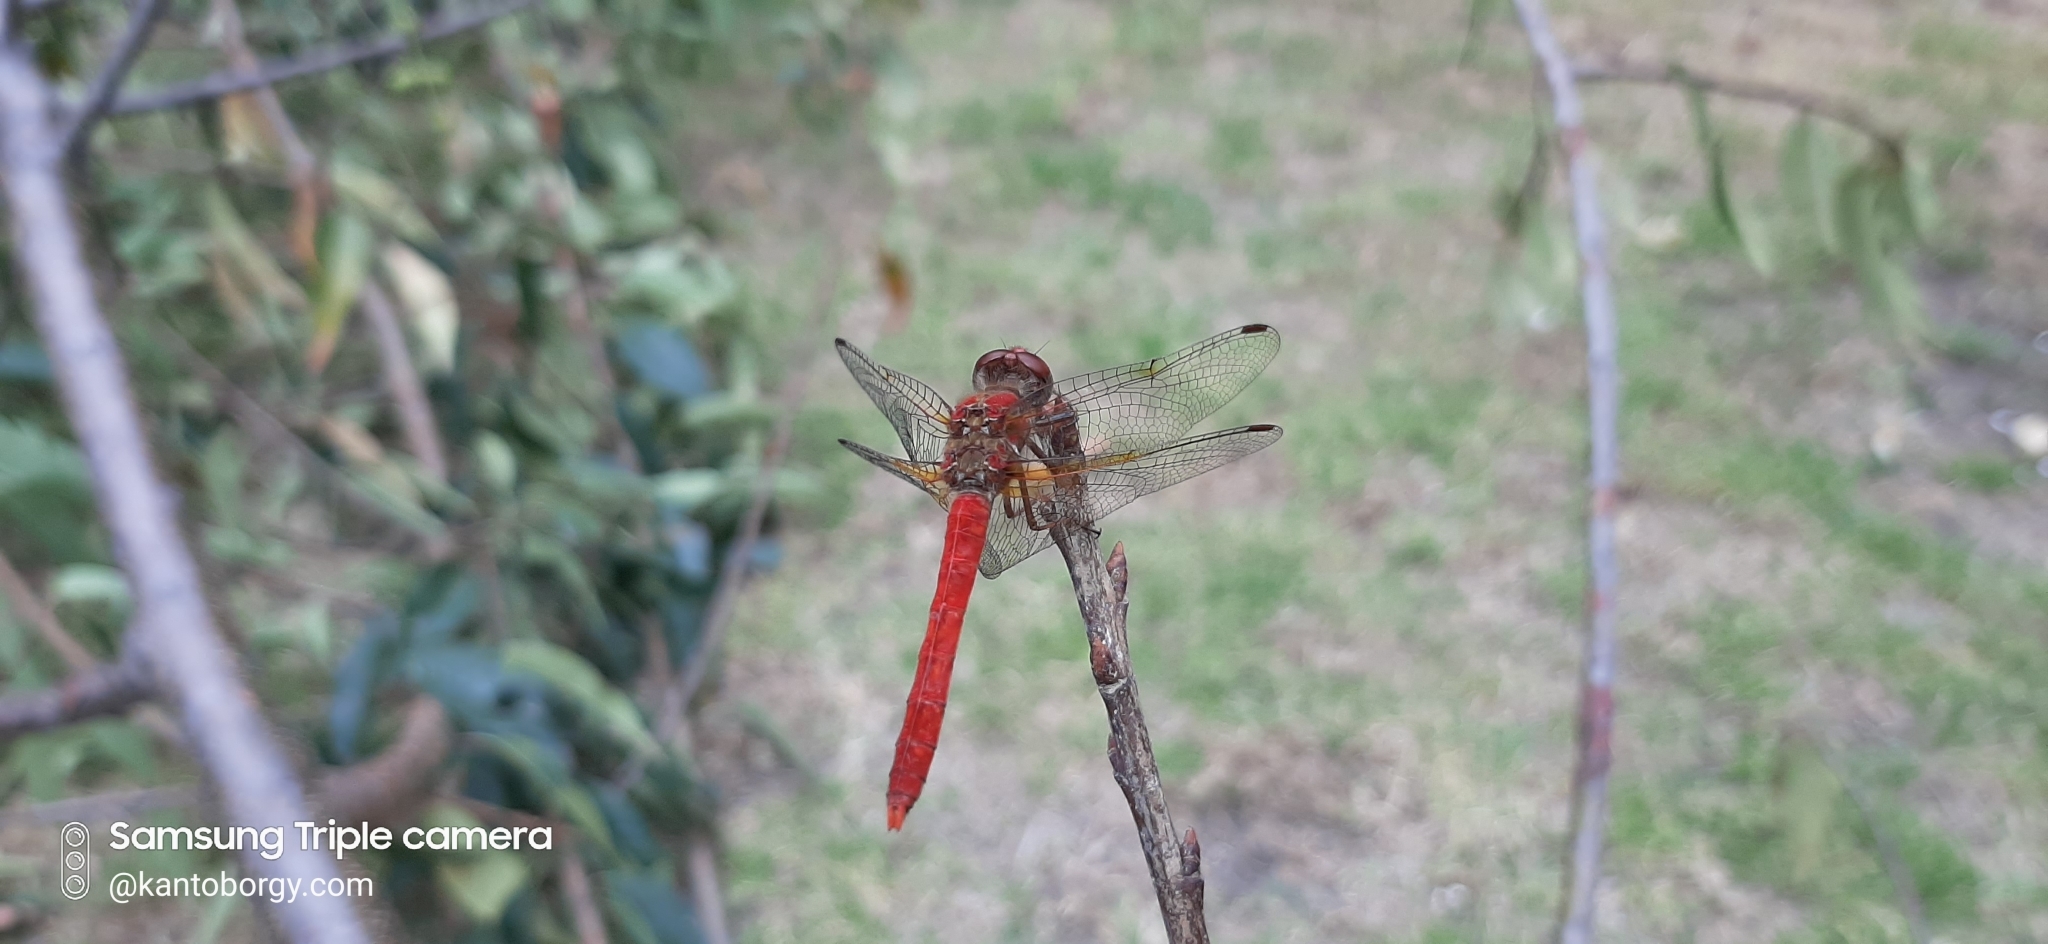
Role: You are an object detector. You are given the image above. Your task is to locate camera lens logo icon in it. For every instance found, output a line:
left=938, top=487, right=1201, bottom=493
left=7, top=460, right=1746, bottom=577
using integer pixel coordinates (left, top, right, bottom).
left=60, top=822, right=89, bottom=901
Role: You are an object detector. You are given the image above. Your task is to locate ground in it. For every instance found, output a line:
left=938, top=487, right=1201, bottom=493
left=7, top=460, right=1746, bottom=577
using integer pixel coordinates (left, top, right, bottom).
left=694, top=0, right=2048, bottom=942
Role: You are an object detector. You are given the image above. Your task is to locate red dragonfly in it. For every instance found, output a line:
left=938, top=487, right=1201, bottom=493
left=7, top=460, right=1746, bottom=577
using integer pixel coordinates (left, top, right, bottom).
left=836, top=324, right=1282, bottom=830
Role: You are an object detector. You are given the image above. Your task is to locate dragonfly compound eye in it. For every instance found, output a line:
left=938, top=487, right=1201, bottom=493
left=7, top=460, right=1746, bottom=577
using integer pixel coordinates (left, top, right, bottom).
left=972, top=348, right=1054, bottom=391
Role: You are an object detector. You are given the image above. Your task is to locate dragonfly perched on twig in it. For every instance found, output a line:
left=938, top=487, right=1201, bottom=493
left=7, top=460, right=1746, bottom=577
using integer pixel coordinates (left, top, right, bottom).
left=837, top=325, right=1282, bottom=830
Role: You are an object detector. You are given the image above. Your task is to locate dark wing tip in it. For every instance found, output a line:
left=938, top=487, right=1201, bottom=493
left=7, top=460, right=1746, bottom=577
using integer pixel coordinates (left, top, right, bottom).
left=1247, top=424, right=1281, bottom=433
left=834, top=338, right=853, bottom=349
left=1241, top=324, right=1274, bottom=334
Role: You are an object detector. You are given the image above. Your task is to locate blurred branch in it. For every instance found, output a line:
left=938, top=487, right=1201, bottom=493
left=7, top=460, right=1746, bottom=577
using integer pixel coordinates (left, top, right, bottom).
left=204, top=0, right=319, bottom=197
left=685, top=840, right=731, bottom=944
left=0, top=657, right=152, bottom=746
left=0, top=548, right=97, bottom=671
left=361, top=280, right=450, bottom=483
left=0, top=45, right=373, bottom=944
left=107, top=0, right=541, bottom=116
left=56, top=0, right=172, bottom=158
left=559, top=846, right=609, bottom=944
left=1510, top=4, right=1622, bottom=944
left=1574, top=60, right=1901, bottom=145
left=1049, top=537, right=1208, bottom=942
left=661, top=242, right=845, bottom=735
left=316, top=695, right=452, bottom=824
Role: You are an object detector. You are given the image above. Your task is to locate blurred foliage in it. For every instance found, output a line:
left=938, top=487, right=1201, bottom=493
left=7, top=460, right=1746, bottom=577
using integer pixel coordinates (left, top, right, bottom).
left=0, top=0, right=911, bottom=940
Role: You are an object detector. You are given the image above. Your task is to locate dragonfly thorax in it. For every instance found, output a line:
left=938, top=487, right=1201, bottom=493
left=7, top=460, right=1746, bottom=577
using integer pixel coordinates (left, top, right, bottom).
left=940, top=390, right=1022, bottom=494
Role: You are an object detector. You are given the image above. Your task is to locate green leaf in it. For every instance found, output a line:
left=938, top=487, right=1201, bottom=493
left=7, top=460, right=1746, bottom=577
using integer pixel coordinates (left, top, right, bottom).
left=1726, top=195, right=1776, bottom=277
left=1460, top=0, right=1506, bottom=63
left=307, top=211, right=375, bottom=374
left=476, top=431, right=519, bottom=496
left=331, top=158, right=438, bottom=244
left=425, top=803, right=532, bottom=923
left=1778, top=115, right=1841, bottom=255
left=199, top=430, right=249, bottom=531
left=1899, top=142, right=1941, bottom=241
left=502, top=639, right=663, bottom=758
left=0, top=418, right=87, bottom=500
left=604, top=870, right=706, bottom=944
left=613, top=321, right=712, bottom=402
left=49, top=564, right=131, bottom=611
left=203, top=184, right=308, bottom=310
left=651, top=470, right=722, bottom=512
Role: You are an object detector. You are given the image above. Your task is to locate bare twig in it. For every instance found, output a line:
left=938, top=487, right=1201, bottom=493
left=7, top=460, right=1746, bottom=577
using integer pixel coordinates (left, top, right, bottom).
left=0, top=548, right=98, bottom=671
left=1573, top=61, right=1901, bottom=145
left=685, top=840, right=732, bottom=944
left=360, top=280, right=450, bottom=483
left=661, top=243, right=846, bottom=734
left=107, top=0, right=541, bottom=116
left=0, top=657, right=152, bottom=745
left=0, top=46, right=372, bottom=944
left=559, top=846, right=609, bottom=944
left=1050, top=537, right=1208, bottom=942
left=57, top=0, right=172, bottom=158
left=1509, top=4, right=1622, bottom=944
left=316, top=695, right=453, bottom=824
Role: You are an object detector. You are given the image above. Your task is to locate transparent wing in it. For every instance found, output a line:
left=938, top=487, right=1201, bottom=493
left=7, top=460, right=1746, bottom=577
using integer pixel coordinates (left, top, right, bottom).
left=978, top=424, right=1283, bottom=578
left=1049, top=324, right=1281, bottom=459
left=838, top=439, right=947, bottom=508
left=836, top=339, right=953, bottom=463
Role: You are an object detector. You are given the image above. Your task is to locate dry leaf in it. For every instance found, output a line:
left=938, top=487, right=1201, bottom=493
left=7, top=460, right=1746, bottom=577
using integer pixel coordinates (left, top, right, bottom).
left=877, top=248, right=912, bottom=334
left=381, top=242, right=461, bottom=375
left=319, top=415, right=386, bottom=465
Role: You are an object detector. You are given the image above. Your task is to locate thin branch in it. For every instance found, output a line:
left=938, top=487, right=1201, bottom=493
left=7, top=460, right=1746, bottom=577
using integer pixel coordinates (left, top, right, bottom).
left=360, top=280, right=450, bottom=483
left=107, top=0, right=541, bottom=116
left=661, top=242, right=846, bottom=734
left=1509, top=5, right=1622, bottom=944
left=0, top=46, right=372, bottom=944
left=1049, top=537, right=1207, bottom=942
left=204, top=0, right=318, bottom=182
left=315, top=695, right=453, bottom=824
left=0, top=658, right=152, bottom=745
left=0, top=547, right=98, bottom=671
left=1573, top=60, right=1901, bottom=145
left=559, top=846, right=610, bottom=944
left=685, top=840, right=732, bottom=944
left=57, top=0, right=173, bottom=158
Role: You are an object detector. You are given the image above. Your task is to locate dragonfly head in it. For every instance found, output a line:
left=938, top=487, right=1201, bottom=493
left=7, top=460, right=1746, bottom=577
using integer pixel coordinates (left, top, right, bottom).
left=971, top=347, right=1053, bottom=397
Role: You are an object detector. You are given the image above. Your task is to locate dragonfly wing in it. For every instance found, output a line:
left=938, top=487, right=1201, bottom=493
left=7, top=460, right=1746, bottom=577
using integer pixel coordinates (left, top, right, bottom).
left=977, top=497, right=1057, bottom=578
left=839, top=439, right=948, bottom=508
left=975, top=424, right=1283, bottom=579
left=1075, top=424, right=1283, bottom=524
left=1050, top=324, right=1281, bottom=458
left=837, top=339, right=954, bottom=463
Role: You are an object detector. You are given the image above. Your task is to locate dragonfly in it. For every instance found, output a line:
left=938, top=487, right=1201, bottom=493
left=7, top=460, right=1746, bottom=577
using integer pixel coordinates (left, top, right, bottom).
left=836, top=324, right=1283, bottom=830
